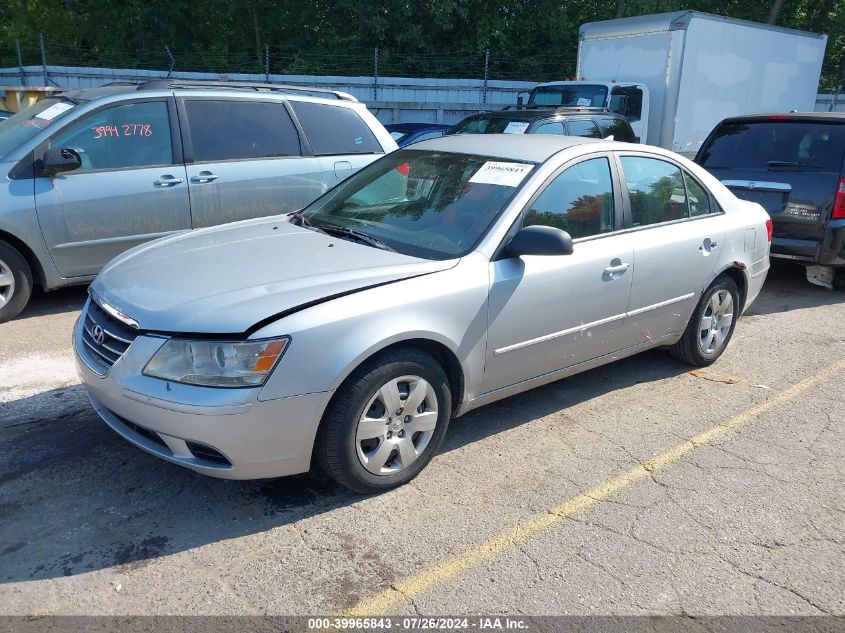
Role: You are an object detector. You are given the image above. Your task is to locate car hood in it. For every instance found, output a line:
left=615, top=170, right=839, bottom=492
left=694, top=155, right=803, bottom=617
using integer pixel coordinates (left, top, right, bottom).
left=91, top=217, right=457, bottom=334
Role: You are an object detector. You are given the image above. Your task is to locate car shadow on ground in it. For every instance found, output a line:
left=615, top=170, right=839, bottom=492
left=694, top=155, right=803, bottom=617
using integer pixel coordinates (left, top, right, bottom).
left=0, top=349, right=690, bottom=584
left=1, top=262, right=840, bottom=584
left=14, top=285, right=88, bottom=320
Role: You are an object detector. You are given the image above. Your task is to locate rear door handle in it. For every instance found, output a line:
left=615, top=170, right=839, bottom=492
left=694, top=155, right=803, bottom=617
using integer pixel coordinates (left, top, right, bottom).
left=154, top=174, right=184, bottom=187
left=191, top=171, right=220, bottom=184
left=700, top=237, right=718, bottom=251
left=603, top=262, right=630, bottom=276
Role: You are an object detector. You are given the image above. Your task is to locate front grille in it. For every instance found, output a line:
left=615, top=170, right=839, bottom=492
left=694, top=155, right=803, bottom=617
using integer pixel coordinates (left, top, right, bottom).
left=81, top=300, right=139, bottom=373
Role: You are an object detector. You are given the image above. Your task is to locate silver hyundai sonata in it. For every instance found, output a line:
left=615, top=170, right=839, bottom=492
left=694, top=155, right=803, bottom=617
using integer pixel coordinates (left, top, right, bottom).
left=74, top=135, right=771, bottom=492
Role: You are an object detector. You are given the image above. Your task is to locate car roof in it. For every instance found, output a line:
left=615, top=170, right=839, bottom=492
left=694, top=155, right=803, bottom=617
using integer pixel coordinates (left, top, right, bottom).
left=718, top=112, right=845, bottom=124
left=406, top=133, right=606, bottom=162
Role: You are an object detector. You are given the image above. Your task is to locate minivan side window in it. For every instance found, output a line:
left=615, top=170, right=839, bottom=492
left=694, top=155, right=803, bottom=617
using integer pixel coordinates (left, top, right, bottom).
left=533, top=120, right=566, bottom=135
left=184, top=100, right=301, bottom=162
left=290, top=101, right=382, bottom=155
left=567, top=119, right=603, bottom=139
left=50, top=101, right=172, bottom=171
left=620, top=156, right=688, bottom=226
left=523, top=157, right=614, bottom=239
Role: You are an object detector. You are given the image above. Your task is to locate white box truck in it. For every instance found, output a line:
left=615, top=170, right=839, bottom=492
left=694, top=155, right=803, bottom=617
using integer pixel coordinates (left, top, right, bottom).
left=524, top=11, right=827, bottom=156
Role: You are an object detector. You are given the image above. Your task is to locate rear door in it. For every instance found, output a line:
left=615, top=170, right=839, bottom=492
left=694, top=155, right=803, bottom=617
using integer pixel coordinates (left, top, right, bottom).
left=616, top=153, right=725, bottom=341
left=34, top=98, right=191, bottom=278
left=179, top=97, right=326, bottom=228
left=697, top=118, right=845, bottom=261
left=288, top=100, right=387, bottom=186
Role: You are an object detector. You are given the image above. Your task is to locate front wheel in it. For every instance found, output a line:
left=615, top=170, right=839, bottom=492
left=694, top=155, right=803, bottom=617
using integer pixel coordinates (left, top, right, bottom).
left=0, top=241, right=33, bottom=324
left=315, top=348, right=452, bottom=493
left=669, top=275, right=739, bottom=366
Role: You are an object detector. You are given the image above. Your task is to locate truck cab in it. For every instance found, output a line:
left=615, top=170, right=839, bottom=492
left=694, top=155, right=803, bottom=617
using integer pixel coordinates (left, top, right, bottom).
left=525, top=81, right=650, bottom=144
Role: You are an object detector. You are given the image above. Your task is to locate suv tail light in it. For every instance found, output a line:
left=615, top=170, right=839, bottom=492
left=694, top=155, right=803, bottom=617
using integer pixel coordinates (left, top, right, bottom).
left=765, top=218, right=773, bottom=242
left=833, top=178, right=845, bottom=219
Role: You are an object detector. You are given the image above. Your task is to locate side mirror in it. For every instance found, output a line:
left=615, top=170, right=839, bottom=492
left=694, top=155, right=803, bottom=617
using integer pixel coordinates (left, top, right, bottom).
left=42, top=147, right=81, bottom=176
left=508, top=225, right=574, bottom=257
left=516, top=95, right=524, bottom=107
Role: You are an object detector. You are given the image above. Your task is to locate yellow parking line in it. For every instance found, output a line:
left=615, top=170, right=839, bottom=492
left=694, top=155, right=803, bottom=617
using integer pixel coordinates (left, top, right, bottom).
left=345, top=360, right=845, bottom=616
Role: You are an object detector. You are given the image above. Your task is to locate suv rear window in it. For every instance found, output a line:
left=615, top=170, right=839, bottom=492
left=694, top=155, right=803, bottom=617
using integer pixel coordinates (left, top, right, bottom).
left=698, top=120, right=845, bottom=172
left=290, top=101, right=382, bottom=155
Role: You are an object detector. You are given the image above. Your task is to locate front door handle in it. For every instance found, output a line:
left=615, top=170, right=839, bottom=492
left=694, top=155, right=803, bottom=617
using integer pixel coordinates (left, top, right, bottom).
left=154, top=174, right=184, bottom=187
left=603, top=262, right=630, bottom=276
left=191, top=171, right=220, bottom=184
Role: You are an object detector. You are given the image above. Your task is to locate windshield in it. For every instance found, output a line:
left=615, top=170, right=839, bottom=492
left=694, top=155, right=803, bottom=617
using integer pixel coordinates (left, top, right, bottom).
left=0, top=98, right=79, bottom=160
left=529, top=84, right=608, bottom=108
left=450, top=117, right=532, bottom=135
left=301, top=150, right=535, bottom=260
left=699, top=120, right=845, bottom=172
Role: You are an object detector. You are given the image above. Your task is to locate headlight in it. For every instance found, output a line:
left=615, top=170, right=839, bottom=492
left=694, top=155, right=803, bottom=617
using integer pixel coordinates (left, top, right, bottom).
left=143, top=337, right=289, bottom=388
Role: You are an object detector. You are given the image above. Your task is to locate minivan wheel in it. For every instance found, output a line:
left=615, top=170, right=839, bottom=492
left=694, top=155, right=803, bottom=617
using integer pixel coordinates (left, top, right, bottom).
left=669, top=275, right=739, bottom=367
left=315, top=348, right=451, bottom=494
left=0, top=241, right=33, bottom=323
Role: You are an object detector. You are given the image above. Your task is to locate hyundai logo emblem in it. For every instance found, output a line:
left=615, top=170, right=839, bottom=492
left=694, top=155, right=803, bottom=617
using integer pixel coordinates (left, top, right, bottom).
left=747, top=181, right=756, bottom=190
left=92, top=324, right=106, bottom=345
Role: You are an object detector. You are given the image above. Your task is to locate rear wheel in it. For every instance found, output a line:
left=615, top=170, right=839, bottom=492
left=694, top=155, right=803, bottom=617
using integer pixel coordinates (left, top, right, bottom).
left=669, top=275, right=739, bottom=367
left=0, top=241, right=33, bottom=323
left=315, top=348, right=451, bottom=493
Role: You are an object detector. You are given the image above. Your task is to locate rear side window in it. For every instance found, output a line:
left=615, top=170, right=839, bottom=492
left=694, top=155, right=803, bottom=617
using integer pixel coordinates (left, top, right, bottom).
left=533, top=120, right=566, bottom=135
left=567, top=119, right=602, bottom=139
left=698, top=121, right=845, bottom=172
left=598, top=117, right=636, bottom=143
left=290, top=101, right=382, bottom=155
left=524, top=157, right=615, bottom=239
left=184, top=100, right=301, bottom=162
left=620, top=156, right=688, bottom=226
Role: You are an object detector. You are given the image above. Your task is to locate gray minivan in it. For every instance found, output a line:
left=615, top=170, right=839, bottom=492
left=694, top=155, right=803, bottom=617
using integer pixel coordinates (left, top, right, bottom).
left=0, top=80, right=397, bottom=321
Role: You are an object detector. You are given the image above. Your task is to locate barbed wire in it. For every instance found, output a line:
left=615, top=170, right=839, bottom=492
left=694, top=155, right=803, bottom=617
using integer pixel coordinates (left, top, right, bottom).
left=1, top=40, right=576, bottom=82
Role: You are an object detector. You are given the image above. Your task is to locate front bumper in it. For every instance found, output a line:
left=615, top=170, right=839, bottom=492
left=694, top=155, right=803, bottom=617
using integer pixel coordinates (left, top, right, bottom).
left=73, top=312, right=333, bottom=480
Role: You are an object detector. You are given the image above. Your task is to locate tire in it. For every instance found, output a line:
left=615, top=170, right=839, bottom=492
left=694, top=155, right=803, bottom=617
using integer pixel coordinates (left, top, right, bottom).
left=669, top=275, right=740, bottom=367
left=0, top=240, right=33, bottom=324
left=315, top=348, right=452, bottom=493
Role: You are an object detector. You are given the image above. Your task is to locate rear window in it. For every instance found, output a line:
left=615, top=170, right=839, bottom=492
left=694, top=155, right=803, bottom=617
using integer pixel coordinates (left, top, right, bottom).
left=290, top=101, right=383, bottom=155
left=698, top=121, right=845, bottom=172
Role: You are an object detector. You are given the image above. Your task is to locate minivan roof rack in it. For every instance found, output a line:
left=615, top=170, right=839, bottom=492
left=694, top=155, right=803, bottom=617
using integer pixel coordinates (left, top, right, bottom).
left=135, top=79, right=358, bottom=102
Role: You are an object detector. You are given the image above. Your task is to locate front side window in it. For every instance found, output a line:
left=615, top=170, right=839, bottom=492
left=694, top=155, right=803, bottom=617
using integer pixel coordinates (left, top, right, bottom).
left=301, top=150, right=535, bottom=259
left=523, top=157, right=614, bottom=239
left=620, top=156, right=688, bottom=226
left=50, top=101, right=172, bottom=171
left=290, top=101, right=382, bottom=155
left=185, top=100, right=301, bottom=162
left=568, top=119, right=603, bottom=139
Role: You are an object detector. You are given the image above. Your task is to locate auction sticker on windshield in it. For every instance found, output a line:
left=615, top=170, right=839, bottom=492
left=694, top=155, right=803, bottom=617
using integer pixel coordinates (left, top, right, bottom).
left=469, top=161, right=533, bottom=187
left=502, top=121, right=530, bottom=134
left=34, top=102, right=74, bottom=121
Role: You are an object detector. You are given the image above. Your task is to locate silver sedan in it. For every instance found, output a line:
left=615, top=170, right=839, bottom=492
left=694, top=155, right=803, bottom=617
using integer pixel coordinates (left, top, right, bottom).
left=74, top=135, right=771, bottom=493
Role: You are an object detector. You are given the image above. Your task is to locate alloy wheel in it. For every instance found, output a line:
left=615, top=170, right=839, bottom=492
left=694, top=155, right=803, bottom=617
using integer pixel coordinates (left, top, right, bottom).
left=698, top=289, right=734, bottom=355
left=0, top=257, right=15, bottom=309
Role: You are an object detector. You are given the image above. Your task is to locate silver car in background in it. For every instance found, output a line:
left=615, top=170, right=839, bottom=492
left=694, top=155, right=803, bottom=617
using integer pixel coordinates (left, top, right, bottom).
left=74, top=135, right=771, bottom=493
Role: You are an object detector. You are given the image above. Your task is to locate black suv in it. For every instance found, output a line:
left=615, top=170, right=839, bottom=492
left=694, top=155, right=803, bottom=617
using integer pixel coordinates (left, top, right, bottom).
left=448, top=107, right=638, bottom=143
left=696, top=113, right=845, bottom=286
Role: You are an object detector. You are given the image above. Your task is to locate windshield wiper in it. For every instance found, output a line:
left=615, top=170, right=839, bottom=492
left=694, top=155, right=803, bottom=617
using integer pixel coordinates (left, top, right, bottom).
left=312, top=222, right=396, bottom=252
left=767, top=160, right=820, bottom=169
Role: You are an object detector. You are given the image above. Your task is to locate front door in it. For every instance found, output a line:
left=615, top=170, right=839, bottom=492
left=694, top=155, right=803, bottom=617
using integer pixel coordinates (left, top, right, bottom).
left=34, top=99, right=190, bottom=278
left=482, top=155, right=635, bottom=394
left=616, top=154, right=726, bottom=341
left=180, top=98, right=326, bottom=228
